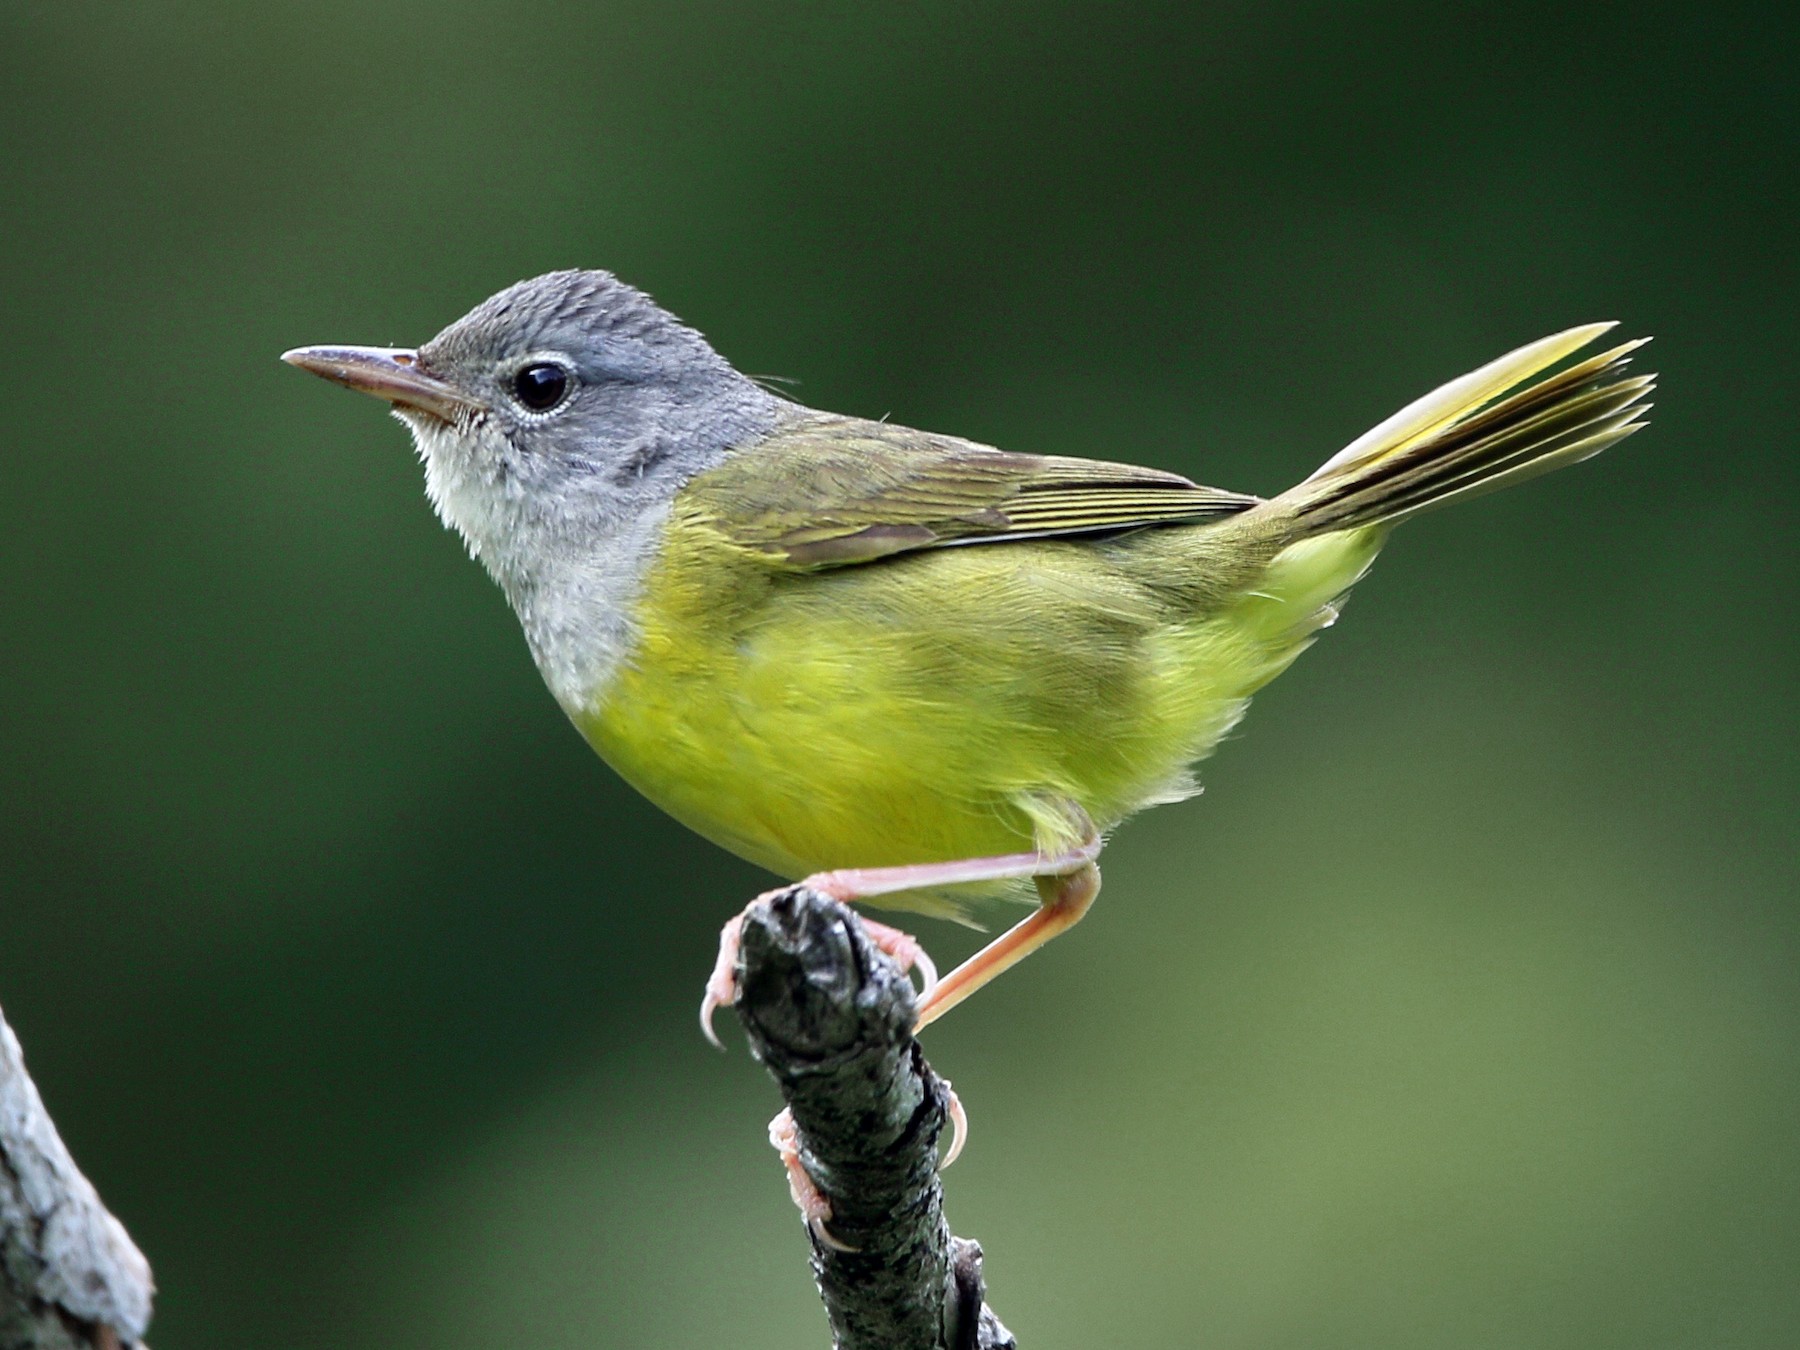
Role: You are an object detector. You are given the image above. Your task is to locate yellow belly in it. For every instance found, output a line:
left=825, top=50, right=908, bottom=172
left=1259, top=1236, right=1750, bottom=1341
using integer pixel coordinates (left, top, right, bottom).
left=576, top=508, right=1381, bottom=917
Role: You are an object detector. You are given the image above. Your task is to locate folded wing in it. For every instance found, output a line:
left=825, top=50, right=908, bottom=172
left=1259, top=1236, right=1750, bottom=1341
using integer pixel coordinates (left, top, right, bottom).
left=696, top=415, right=1260, bottom=570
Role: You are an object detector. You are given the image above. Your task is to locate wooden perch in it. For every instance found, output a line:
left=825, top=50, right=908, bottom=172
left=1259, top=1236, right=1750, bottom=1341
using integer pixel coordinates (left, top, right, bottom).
left=0, top=1002, right=153, bottom=1350
left=732, top=886, right=1016, bottom=1350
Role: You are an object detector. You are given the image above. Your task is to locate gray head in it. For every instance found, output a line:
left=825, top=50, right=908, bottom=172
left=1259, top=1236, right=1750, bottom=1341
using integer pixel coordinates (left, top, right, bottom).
left=284, top=270, right=785, bottom=707
left=287, top=269, right=780, bottom=568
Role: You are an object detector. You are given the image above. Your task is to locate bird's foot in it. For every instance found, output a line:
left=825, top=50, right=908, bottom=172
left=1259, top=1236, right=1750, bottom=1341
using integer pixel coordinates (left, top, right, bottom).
left=769, top=1108, right=855, bottom=1252
left=701, top=843, right=1102, bottom=1043
left=699, top=910, right=748, bottom=1050
left=856, top=918, right=940, bottom=1001
left=699, top=886, right=941, bottom=1049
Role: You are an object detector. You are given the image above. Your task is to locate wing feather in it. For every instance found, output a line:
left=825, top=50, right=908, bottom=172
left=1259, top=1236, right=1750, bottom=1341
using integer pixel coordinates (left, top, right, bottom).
left=689, top=415, right=1259, bottom=570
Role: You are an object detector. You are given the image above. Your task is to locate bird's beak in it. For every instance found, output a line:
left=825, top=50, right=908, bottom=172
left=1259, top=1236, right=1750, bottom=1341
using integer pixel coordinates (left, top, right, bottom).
left=280, top=345, right=485, bottom=420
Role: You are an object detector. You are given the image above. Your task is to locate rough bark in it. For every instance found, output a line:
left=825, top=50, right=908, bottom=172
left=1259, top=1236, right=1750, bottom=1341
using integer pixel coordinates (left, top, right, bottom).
left=0, top=1004, right=153, bottom=1350
left=733, top=887, right=1016, bottom=1350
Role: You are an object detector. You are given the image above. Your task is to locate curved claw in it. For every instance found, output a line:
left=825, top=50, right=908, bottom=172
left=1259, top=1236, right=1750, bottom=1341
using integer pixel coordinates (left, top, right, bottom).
left=810, top=1214, right=859, bottom=1254
left=699, top=913, right=747, bottom=1050
left=858, top=919, right=939, bottom=1002
left=769, top=1108, right=859, bottom=1253
left=940, top=1081, right=969, bottom=1169
left=911, top=944, right=940, bottom=1001
left=699, top=989, right=727, bottom=1051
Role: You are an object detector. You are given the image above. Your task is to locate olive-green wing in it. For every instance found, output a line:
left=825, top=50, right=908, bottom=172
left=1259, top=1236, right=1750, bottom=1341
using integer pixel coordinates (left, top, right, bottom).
left=693, top=414, right=1261, bottom=570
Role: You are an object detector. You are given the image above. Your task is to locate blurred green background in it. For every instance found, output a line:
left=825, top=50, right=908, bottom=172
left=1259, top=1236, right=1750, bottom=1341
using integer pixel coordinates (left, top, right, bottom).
left=2, top=2, right=1794, bottom=1346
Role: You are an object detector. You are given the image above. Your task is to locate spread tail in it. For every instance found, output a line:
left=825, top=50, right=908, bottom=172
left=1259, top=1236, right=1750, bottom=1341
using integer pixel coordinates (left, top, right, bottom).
left=1271, top=323, right=1654, bottom=538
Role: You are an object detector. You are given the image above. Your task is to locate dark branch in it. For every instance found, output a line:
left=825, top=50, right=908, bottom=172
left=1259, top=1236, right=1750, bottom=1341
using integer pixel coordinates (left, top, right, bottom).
left=733, top=887, right=1016, bottom=1350
left=0, top=1002, right=154, bottom=1350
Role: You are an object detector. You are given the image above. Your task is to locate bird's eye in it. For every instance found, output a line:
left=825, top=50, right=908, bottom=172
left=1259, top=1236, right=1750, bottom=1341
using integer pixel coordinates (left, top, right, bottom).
left=511, top=362, right=572, bottom=412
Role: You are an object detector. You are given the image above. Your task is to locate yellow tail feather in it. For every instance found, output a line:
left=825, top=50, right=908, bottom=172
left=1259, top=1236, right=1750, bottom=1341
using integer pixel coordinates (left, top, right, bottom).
left=1277, top=324, right=1654, bottom=537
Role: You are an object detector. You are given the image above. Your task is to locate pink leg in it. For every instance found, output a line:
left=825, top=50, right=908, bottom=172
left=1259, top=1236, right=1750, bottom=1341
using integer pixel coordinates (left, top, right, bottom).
left=913, top=861, right=1101, bottom=1030
left=803, top=838, right=1098, bottom=901
left=700, top=836, right=1102, bottom=1045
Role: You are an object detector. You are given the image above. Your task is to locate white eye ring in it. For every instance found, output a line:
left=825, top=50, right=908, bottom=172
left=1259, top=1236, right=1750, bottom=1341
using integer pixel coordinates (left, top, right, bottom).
left=508, top=358, right=576, bottom=415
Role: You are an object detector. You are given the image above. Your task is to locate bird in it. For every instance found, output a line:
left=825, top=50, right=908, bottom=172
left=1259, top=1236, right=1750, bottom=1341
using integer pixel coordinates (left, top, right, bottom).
left=284, top=270, right=1652, bottom=1049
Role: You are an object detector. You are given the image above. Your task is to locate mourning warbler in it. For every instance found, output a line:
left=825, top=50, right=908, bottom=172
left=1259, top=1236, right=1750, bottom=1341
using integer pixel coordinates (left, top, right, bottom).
left=283, top=270, right=1652, bottom=1036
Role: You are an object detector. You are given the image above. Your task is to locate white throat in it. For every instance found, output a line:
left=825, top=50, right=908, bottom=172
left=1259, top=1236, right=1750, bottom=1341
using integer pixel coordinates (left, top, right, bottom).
left=404, top=413, right=672, bottom=715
